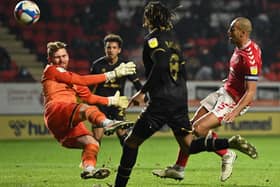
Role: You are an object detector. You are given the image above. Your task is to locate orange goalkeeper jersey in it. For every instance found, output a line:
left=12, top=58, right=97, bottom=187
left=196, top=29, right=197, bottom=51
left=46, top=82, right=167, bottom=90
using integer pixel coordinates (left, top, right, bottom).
left=41, top=64, right=109, bottom=106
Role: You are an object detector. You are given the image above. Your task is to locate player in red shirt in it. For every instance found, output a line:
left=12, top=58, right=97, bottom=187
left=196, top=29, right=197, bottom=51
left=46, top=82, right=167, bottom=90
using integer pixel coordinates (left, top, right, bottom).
left=42, top=41, right=136, bottom=180
left=152, top=17, right=262, bottom=182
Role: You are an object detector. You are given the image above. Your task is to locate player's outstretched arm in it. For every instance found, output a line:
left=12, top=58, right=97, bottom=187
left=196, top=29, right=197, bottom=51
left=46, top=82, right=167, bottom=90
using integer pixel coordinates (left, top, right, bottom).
left=77, top=86, right=128, bottom=109
left=76, top=85, right=109, bottom=105
left=45, top=65, right=108, bottom=86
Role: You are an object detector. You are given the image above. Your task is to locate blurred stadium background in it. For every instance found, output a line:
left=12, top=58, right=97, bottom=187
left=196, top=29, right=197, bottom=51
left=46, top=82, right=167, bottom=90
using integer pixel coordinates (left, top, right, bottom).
left=0, top=0, right=279, bottom=139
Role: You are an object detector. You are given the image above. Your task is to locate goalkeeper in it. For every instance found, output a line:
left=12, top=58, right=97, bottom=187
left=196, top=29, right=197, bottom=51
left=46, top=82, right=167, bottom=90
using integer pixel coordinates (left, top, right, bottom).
left=42, top=41, right=135, bottom=180
left=89, top=34, right=142, bottom=145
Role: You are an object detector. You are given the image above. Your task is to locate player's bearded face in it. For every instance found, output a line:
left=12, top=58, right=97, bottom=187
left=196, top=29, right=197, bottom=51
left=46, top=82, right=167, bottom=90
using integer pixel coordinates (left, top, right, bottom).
left=105, top=42, right=121, bottom=62
left=50, top=48, right=69, bottom=69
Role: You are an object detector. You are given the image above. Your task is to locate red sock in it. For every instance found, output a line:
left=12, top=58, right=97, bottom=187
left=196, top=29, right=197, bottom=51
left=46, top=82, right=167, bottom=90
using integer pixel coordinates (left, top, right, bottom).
left=82, top=143, right=99, bottom=168
left=85, top=106, right=106, bottom=125
left=175, top=149, right=189, bottom=167
left=212, top=131, right=228, bottom=156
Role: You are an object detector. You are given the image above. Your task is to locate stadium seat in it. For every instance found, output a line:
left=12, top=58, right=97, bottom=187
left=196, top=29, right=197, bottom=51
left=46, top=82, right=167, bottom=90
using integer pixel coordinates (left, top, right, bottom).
left=47, top=22, right=61, bottom=33
left=63, top=6, right=75, bottom=18
left=264, top=72, right=277, bottom=81
left=46, top=32, right=61, bottom=42
left=0, top=61, right=18, bottom=82
left=22, top=29, right=33, bottom=41
left=74, top=60, right=90, bottom=74
left=0, top=70, right=18, bottom=82
left=51, top=4, right=64, bottom=19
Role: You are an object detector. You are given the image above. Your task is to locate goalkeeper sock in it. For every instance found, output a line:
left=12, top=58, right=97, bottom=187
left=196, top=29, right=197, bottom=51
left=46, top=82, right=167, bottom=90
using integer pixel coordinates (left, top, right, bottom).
left=85, top=106, right=106, bottom=126
left=81, top=143, right=99, bottom=168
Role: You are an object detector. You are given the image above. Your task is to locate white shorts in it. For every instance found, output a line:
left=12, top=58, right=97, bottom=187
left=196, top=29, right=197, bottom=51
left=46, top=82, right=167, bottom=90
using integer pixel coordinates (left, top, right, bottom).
left=200, top=87, right=249, bottom=120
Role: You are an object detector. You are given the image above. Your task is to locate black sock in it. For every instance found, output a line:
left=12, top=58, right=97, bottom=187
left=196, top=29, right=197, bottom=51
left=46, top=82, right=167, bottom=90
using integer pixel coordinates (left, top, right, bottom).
left=189, top=137, right=229, bottom=154
left=115, top=144, right=138, bottom=187
left=118, top=134, right=128, bottom=146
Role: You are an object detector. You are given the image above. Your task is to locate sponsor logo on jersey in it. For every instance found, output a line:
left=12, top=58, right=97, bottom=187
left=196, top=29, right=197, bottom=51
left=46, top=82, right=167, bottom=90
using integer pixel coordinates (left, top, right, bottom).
left=250, top=66, right=258, bottom=75
left=148, top=37, right=158, bottom=48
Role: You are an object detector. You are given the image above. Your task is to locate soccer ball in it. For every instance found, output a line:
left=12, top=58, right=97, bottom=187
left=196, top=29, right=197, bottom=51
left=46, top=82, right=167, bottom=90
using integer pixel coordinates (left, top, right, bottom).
left=14, top=0, right=40, bottom=25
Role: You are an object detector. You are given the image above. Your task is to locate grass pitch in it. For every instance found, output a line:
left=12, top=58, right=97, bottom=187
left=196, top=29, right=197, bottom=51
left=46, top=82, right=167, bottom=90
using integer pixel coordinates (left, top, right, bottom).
left=0, top=136, right=279, bottom=187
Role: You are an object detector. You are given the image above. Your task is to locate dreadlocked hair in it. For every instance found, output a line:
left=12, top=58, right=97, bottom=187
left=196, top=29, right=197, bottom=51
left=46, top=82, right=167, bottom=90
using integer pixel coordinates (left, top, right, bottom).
left=144, top=1, right=174, bottom=31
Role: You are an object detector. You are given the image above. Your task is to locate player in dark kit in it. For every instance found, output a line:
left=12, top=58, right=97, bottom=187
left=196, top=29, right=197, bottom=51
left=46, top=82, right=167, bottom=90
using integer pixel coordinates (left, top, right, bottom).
left=114, top=2, right=258, bottom=187
left=90, top=34, right=142, bottom=145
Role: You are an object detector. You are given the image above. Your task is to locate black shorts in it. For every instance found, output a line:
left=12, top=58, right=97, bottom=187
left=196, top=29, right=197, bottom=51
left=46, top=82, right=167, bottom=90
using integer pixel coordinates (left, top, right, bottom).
left=97, top=105, right=125, bottom=121
left=131, top=105, right=191, bottom=139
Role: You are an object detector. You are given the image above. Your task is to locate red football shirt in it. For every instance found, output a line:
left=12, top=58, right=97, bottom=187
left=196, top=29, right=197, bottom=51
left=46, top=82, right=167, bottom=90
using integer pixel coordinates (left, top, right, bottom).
left=224, top=40, right=262, bottom=102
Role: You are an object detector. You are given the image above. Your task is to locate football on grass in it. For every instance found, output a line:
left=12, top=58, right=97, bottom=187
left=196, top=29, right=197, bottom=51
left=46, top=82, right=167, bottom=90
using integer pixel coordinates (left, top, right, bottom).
left=14, top=0, right=40, bottom=25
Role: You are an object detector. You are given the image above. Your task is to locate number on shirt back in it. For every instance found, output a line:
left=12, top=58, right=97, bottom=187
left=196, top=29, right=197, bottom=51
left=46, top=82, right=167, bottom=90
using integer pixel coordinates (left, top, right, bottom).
left=169, top=53, right=180, bottom=81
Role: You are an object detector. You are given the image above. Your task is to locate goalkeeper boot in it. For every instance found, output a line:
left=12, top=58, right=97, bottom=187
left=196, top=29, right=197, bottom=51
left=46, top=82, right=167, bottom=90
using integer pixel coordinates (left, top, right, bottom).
left=228, top=135, right=258, bottom=159
left=104, top=120, right=134, bottom=136
left=220, top=150, right=237, bottom=182
left=81, top=166, right=110, bottom=179
left=152, top=165, right=184, bottom=181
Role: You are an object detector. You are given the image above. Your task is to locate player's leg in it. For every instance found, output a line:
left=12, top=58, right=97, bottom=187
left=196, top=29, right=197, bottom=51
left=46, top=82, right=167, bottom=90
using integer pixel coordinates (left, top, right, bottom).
left=152, top=110, right=192, bottom=180
left=63, top=105, right=111, bottom=179
left=170, top=131, right=233, bottom=180
left=194, top=92, right=234, bottom=181
left=90, top=106, right=130, bottom=145
left=208, top=131, right=236, bottom=182
left=77, top=135, right=110, bottom=179
left=90, top=105, right=107, bottom=144
left=45, top=102, right=110, bottom=179
left=172, top=123, right=257, bottom=181
left=115, top=111, right=162, bottom=187
left=154, top=132, right=233, bottom=181
left=62, top=134, right=110, bottom=179
left=173, top=106, right=208, bottom=170
left=196, top=89, right=240, bottom=181
left=178, top=130, right=257, bottom=159
left=114, top=107, right=130, bottom=146
left=92, top=127, right=104, bottom=144
left=79, top=104, right=134, bottom=135
left=115, top=134, right=142, bottom=187
left=153, top=102, right=252, bottom=182
left=192, top=112, right=238, bottom=181
left=152, top=106, right=230, bottom=180
left=116, top=128, right=130, bottom=146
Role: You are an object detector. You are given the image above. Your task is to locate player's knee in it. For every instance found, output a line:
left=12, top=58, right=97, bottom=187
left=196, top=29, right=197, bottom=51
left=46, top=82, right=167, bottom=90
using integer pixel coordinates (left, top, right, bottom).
left=124, top=135, right=141, bottom=149
left=193, top=124, right=208, bottom=137
left=92, top=128, right=104, bottom=143
left=173, top=128, right=190, bottom=136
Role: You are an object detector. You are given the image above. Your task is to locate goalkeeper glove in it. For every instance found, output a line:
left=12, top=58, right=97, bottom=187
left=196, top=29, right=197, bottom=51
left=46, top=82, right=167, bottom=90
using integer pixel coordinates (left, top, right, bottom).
left=108, top=91, right=129, bottom=108
left=105, top=62, right=136, bottom=81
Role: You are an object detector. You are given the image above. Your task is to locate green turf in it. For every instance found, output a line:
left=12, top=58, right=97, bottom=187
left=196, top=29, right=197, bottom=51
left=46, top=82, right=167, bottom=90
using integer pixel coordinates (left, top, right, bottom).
left=0, top=136, right=279, bottom=187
